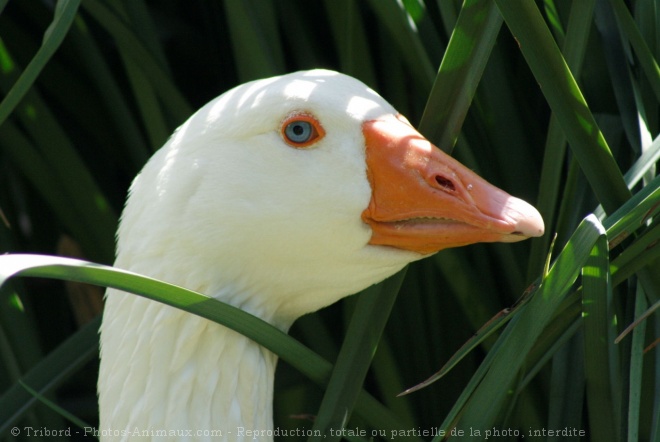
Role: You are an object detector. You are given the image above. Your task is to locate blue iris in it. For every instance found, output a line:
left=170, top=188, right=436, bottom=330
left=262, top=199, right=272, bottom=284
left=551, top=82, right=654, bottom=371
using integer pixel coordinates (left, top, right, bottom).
left=284, top=120, right=313, bottom=143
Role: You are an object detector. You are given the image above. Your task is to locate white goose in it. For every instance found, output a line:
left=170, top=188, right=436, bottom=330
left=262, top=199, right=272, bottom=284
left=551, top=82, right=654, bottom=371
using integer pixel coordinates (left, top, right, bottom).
left=98, top=69, right=544, bottom=441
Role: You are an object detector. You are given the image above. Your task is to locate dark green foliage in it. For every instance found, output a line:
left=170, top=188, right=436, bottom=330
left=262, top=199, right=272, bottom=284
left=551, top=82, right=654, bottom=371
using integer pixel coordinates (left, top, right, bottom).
left=0, top=1, right=658, bottom=441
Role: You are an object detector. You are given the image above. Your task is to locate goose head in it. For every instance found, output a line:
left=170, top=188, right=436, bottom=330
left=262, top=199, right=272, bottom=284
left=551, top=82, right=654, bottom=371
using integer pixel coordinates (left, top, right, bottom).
left=115, top=69, right=543, bottom=328
left=100, top=69, right=544, bottom=436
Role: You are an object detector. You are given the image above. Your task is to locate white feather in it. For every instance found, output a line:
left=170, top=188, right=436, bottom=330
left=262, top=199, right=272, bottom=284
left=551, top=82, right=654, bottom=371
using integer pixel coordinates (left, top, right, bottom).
left=99, top=70, right=422, bottom=441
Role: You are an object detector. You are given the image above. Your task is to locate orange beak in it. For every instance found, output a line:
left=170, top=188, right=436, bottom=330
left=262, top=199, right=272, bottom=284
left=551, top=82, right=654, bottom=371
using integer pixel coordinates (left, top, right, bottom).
left=361, top=115, right=544, bottom=255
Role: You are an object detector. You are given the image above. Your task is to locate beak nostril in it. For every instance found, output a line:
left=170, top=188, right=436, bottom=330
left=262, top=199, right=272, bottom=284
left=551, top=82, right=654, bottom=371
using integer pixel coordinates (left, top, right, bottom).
left=435, top=176, right=456, bottom=192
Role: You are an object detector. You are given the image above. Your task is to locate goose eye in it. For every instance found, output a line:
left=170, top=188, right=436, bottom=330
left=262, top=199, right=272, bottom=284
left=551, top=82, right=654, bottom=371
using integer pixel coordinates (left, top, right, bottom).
left=281, top=114, right=325, bottom=148
left=285, top=121, right=312, bottom=143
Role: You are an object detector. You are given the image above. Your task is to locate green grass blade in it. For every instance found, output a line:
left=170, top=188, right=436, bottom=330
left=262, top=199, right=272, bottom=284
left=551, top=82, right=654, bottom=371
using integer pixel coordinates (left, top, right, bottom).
left=529, top=0, right=596, bottom=279
left=609, top=0, right=660, bottom=102
left=520, top=294, right=584, bottom=391
left=64, top=16, right=150, bottom=168
left=106, top=1, right=171, bottom=148
left=495, top=0, right=631, bottom=214
left=311, top=270, right=406, bottom=441
left=432, top=327, right=509, bottom=438
left=369, top=338, right=417, bottom=426
left=595, top=1, right=642, bottom=151
left=0, top=255, right=419, bottom=439
left=402, top=0, right=445, bottom=65
left=582, top=234, right=619, bottom=440
left=224, top=0, right=285, bottom=81
left=546, top=335, right=585, bottom=434
left=0, top=121, right=116, bottom=261
left=543, top=0, right=565, bottom=45
left=652, top=313, right=660, bottom=442
left=610, top=223, right=660, bottom=286
left=0, top=0, right=80, bottom=127
left=627, top=286, right=648, bottom=442
left=0, top=316, right=99, bottom=435
left=616, top=299, right=660, bottom=346
left=80, top=0, right=192, bottom=121
left=623, top=134, right=660, bottom=187
left=603, top=174, right=659, bottom=240
left=322, top=0, right=377, bottom=85
left=18, top=381, right=93, bottom=431
left=121, top=54, right=170, bottom=149
left=364, top=0, right=435, bottom=92
left=399, top=305, right=514, bottom=395
left=450, top=215, right=605, bottom=437
left=431, top=249, right=502, bottom=339
left=418, top=0, right=502, bottom=153
left=0, top=103, right=117, bottom=261
left=0, top=292, right=23, bottom=383
left=118, top=0, right=170, bottom=73
left=0, top=255, right=327, bottom=383
left=430, top=215, right=605, bottom=438
left=435, top=1, right=459, bottom=38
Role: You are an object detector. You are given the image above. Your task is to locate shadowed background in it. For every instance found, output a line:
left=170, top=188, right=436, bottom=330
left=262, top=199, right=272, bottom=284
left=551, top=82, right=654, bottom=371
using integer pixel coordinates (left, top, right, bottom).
left=0, top=1, right=659, bottom=441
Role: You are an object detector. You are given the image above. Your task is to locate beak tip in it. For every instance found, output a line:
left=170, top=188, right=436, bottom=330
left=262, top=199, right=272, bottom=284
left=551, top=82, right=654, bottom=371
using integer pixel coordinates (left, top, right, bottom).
left=510, top=201, right=545, bottom=240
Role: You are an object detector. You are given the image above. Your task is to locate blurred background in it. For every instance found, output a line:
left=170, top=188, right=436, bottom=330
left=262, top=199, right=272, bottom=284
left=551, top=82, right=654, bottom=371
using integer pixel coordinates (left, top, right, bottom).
left=0, top=0, right=658, bottom=440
